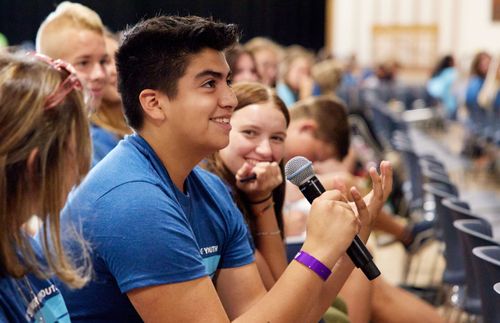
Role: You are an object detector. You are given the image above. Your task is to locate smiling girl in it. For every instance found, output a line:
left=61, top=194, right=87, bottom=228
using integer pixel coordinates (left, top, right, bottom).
left=203, top=82, right=289, bottom=288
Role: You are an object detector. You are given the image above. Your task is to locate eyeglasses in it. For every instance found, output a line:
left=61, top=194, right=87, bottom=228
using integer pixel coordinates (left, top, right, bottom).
left=28, top=52, right=83, bottom=110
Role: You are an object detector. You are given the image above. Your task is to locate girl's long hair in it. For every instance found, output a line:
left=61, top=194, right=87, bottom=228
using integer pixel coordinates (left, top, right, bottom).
left=0, top=52, right=91, bottom=288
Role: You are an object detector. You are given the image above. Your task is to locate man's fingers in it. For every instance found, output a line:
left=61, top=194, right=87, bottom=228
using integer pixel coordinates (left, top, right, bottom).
left=351, top=187, right=369, bottom=222
left=380, top=161, right=393, bottom=199
left=368, top=166, right=383, bottom=202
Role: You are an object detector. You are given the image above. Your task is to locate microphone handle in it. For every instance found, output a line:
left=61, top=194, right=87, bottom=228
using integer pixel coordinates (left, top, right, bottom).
left=299, top=176, right=381, bottom=280
left=347, top=236, right=380, bottom=280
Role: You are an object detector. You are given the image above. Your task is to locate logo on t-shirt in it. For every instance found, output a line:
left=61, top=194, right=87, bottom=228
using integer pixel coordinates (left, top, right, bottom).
left=200, top=245, right=220, bottom=278
left=25, top=284, right=70, bottom=323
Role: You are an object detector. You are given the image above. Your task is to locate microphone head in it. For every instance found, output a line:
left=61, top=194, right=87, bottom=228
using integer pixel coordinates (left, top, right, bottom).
left=285, top=156, right=315, bottom=186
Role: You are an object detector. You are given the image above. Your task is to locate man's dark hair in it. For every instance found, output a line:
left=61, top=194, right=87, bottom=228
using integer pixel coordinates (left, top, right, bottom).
left=116, top=15, right=240, bottom=129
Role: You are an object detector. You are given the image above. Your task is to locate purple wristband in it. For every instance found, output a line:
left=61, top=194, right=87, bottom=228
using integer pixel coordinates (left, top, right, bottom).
left=294, top=250, right=331, bottom=281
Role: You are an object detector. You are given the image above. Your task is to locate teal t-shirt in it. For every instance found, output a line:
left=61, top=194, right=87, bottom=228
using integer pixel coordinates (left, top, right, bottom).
left=0, top=241, right=70, bottom=322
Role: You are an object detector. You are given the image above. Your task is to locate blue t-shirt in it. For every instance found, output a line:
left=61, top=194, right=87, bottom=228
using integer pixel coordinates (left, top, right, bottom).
left=90, top=123, right=120, bottom=167
left=426, top=67, right=458, bottom=117
left=0, top=240, right=70, bottom=323
left=58, top=134, right=254, bottom=321
left=465, top=76, right=487, bottom=125
left=276, top=82, right=297, bottom=108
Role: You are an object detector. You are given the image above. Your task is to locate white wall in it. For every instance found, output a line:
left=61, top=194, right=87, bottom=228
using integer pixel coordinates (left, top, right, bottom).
left=456, top=0, right=500, bottom=56
left=330, top=0, right=500, bottom=68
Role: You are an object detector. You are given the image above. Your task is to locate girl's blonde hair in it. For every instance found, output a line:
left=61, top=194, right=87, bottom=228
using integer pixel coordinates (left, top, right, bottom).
left=36, top=1, right=104, bottom=58
left=0, top=51, right=91, bottom=288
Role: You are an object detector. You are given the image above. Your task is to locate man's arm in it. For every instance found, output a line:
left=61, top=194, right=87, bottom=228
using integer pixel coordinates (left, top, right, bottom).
left=129, top=190, right=360, bottom=323
left=128, top=259, right=329, bottom=323
left=128, top=276, right=230, bottom=322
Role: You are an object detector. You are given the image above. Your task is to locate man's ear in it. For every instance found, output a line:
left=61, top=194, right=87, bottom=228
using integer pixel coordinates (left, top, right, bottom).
left=138, top=89, right=167, bottom=123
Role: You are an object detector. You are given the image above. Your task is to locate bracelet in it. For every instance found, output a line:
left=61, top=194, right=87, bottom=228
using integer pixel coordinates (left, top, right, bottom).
left=257, top=202, right=275, bottom=216
left=249, top=193, right=273, bottom=204
left=256, top=230, right=281, bottom=236
left=294, top=250, right=331, bottom=281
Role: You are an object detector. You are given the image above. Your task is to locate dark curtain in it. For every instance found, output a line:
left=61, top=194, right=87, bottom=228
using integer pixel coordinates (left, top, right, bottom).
left=0, top=0, right=325, bottom=51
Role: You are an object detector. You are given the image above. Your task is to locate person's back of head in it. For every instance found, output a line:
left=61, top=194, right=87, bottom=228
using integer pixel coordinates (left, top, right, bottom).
left=36, top=1, right=104, bottom=59
left=290, top=95, right=350, bottom=161
left=312, top=59, right=343, bottom=94
left=0, top=51, right=91, bottom=287
left=431, top=55, right=454, bottom=78
left=115, top=15, right=240, bottom=130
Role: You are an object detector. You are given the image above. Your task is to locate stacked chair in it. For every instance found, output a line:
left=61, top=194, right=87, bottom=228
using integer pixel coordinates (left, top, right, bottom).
left=471, top=246, right=500, bottom=323
left=453, top=219, right=499, bottom=321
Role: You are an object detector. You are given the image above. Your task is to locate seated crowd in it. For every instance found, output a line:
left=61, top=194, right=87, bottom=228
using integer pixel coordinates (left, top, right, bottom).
left=1, top=2, right=498, bottom=322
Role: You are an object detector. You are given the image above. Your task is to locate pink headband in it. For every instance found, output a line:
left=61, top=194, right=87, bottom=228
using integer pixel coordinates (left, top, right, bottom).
left=28, top=52, right=83, bottom=110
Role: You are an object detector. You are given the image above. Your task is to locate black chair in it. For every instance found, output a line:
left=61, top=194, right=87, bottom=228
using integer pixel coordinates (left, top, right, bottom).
left=421, top=182, right=464, bottom=311
left=453, top=219, right=499, bottom=318
left=494, top=282, right=500, bottom=296
left=443, top=197, right=492, bottom=234
left=472, top=246, right=500, bottom=323
left=392, top=137, right=425, bottom=213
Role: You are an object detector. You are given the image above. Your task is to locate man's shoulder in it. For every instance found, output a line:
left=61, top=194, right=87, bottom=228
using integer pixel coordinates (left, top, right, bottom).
left=67, top=141, right=170, bottom=215
left=193, top=166, right=225, bottom=185
left=191, top=166, right=232, bottom=198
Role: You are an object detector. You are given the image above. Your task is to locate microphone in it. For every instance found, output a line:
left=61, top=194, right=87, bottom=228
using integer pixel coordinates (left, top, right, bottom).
left=285, top=156, right=381, bottom=280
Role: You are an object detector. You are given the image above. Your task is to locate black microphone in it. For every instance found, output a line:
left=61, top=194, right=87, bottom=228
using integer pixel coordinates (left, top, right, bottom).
left=285, top=156, right=381, bottom=280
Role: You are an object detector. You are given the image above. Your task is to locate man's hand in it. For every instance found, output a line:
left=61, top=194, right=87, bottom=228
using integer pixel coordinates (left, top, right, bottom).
left=362, top=161, right=393, bottom=227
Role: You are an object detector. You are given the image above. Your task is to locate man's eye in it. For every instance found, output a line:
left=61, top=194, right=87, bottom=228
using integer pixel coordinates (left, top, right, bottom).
left=202, top=80, right=216, bottom=88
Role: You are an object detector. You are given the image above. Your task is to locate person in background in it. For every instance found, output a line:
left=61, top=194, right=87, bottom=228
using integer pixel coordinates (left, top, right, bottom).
left=36, top=1, right=111, bottom=165
left=225, top=45, right=260, bottom=83
left=311, top=58, right=344, bottom=96
left=89, top=28, right=132, bottom=163
left=478, top=55, right=500, bottom=124
left=245, top=36, right=282, bottom=87
left=427, top=55, right=458, bottom=120
left=36, top=1, right=108, bottom=112
left=276, top=45, right=315, bottom=107
left=0, top=51, right=91, bottom=322
left=285, top=95, right=433, bottom=251
left=465, top=51, right=491, bottom=127
left=284, top=95, right=445, bottom=323
left=57, top=15, right=385, bottom=322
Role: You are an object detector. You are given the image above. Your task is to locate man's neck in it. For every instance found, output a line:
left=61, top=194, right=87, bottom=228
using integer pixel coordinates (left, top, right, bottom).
left=139, top=128, right=206, bottom=192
